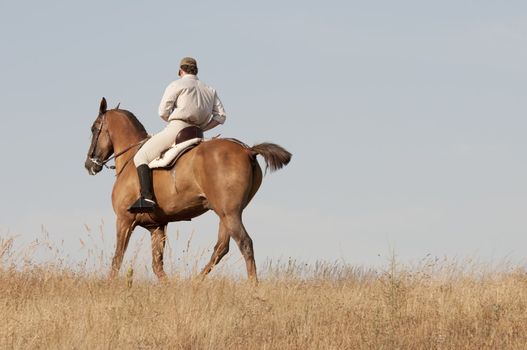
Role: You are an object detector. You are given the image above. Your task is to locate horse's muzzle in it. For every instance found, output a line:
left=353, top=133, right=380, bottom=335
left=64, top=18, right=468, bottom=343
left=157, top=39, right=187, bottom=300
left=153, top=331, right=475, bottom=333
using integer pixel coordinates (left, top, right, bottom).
left=85, top=158, right=103, bottom=175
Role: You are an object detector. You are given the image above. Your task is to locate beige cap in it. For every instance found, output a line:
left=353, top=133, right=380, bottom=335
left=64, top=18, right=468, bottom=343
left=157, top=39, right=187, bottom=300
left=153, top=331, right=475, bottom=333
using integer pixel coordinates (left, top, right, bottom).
left=180, top=57, right=197, bottom=67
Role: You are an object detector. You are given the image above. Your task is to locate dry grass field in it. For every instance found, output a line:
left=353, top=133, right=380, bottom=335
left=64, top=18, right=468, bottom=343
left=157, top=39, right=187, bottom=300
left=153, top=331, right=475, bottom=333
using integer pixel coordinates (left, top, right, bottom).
left=1, top=235, right=527, bottom=349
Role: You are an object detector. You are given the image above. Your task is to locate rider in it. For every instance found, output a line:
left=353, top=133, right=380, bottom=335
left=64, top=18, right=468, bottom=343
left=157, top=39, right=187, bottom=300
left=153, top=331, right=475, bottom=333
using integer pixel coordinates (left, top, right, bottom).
left=129, top=57, right=227, bottom=213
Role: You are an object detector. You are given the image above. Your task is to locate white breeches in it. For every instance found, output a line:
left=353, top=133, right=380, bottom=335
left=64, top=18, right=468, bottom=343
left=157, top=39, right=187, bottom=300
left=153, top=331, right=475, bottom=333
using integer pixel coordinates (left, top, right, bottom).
left=133, top=120, right=192, bottom=166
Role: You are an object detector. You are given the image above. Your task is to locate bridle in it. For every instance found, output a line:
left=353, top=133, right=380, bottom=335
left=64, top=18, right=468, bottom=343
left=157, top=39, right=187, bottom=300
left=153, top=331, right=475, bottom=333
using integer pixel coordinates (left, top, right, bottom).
left=89, top=112, right=148, bottom=175
left=89, top=113, right=108, bottom=167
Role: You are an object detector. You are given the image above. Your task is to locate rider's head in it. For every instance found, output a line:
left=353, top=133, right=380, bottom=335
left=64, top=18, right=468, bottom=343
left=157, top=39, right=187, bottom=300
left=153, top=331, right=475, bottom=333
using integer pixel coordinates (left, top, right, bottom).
left=179, top=57, right=198, bottom=76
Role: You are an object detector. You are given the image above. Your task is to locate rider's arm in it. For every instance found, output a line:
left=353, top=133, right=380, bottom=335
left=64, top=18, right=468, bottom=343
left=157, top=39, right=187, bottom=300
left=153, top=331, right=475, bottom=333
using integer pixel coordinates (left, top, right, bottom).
left=205, top=91, right=227, bottom=129
left=158, top=82, right=179, bottom=121
left=201, top=119, right=221, bottom=131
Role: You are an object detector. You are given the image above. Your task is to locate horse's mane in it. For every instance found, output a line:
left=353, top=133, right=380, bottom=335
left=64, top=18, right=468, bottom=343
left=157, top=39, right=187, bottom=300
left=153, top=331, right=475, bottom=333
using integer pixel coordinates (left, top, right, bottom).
left=113, top=108, right=148, bottom=135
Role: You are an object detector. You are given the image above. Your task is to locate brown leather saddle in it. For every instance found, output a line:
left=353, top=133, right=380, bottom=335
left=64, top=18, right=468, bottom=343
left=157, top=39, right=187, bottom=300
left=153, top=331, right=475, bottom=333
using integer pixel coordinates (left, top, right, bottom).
left=176, top=126, right=203, bottom=144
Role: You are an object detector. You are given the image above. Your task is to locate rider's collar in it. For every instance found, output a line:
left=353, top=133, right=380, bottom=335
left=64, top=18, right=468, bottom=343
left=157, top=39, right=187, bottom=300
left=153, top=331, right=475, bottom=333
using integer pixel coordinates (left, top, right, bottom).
left=181, top=74, right=198, bottom=80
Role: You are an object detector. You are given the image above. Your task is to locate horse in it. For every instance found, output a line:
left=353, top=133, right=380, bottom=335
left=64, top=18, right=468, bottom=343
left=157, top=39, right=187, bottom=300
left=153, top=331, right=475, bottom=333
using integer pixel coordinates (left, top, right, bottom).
left=84, top=98, right=291, bottom=282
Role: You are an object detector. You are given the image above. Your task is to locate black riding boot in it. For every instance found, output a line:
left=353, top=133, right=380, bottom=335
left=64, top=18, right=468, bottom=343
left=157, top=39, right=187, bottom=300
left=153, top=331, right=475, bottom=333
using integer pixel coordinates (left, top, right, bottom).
left=128, top=164, right=157, bottom=213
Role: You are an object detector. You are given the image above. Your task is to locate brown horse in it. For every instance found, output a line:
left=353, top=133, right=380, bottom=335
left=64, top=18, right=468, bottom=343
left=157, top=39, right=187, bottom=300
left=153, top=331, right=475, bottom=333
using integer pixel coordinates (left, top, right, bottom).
left=84, top=98, right=291, bottom=282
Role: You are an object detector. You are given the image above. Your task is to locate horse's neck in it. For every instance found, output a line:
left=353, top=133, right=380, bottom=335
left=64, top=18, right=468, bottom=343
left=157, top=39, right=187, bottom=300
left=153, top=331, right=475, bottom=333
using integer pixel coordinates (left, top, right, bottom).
left=109, top=110, right=148, bottom=173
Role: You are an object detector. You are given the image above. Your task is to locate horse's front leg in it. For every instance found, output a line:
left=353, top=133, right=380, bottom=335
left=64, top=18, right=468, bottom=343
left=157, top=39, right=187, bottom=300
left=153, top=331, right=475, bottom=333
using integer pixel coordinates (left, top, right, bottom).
left=149, top=225, right=167, bottom=280
left=109, top=216, right=135, bottom=279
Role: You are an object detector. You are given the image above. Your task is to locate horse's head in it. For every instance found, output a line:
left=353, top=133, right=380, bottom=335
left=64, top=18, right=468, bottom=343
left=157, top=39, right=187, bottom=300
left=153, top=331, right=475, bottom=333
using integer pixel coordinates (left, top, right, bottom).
left=84, top=97, right=114, bottom=175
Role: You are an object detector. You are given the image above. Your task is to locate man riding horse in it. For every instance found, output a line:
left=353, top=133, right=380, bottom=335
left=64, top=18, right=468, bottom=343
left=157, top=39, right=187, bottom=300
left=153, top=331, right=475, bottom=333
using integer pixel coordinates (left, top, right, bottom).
left=130, top=56, right=227, bottom=213
left=85, top=76, right=290, bottom=281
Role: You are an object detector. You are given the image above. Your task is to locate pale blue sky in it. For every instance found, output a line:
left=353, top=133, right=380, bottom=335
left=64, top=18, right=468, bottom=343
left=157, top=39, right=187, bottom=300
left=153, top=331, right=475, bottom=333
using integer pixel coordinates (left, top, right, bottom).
left=1, top=1, right=526, bottom=273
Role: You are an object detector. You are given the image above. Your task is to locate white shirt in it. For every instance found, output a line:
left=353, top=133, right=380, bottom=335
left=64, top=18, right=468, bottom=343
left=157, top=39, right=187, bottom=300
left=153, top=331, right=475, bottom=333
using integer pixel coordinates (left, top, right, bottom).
left=158, top=75, right=227, bottom=127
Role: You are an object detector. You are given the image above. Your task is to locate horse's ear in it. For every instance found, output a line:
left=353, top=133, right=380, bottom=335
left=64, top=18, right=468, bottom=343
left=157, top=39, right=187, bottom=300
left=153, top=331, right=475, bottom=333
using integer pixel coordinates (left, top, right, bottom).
left=99, top=97, right=107, bottom=115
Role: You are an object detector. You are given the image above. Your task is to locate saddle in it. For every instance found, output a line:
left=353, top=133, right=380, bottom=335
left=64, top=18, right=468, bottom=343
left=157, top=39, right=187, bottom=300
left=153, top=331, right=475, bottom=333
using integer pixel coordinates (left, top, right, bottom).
left=148, top=126, right=204, bottom=169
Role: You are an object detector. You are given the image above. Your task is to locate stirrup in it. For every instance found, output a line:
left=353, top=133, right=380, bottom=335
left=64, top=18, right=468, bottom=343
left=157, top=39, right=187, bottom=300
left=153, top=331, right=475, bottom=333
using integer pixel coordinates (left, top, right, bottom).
left=128, top=197, right=157, bottom=213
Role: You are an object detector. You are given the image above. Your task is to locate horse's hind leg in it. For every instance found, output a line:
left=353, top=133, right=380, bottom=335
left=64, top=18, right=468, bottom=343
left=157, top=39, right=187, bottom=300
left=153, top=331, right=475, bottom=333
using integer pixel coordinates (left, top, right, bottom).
left=237, top=223, right=257, bottom=283
left=200, top=221, right=230, bottom=278
left=110, top=216, right=135, bottom=279
left=224, top=214, right=257, bottom=282
left=149, top=225, right=167, bottom=280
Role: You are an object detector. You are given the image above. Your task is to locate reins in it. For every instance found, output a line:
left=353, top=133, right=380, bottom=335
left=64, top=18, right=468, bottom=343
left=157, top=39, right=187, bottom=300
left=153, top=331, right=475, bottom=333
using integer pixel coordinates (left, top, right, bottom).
left=113, top=138, right=149, bottom=176
left=90, top=138, right=148, bottom=176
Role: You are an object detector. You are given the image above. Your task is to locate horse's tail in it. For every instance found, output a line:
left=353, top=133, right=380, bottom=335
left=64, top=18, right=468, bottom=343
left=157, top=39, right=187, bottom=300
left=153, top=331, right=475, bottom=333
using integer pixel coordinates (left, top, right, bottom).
left=250, top=143, right=292, bottom=173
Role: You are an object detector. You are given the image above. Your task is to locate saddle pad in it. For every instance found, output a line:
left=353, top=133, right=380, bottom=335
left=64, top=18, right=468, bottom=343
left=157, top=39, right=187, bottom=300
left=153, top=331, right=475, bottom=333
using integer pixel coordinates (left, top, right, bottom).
left=148, top=137, right=202, bottom=169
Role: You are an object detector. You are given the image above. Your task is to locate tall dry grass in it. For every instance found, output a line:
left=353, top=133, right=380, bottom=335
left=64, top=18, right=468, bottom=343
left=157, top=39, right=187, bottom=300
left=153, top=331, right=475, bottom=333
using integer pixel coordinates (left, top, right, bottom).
left=1, top=235, right=527, bottom=349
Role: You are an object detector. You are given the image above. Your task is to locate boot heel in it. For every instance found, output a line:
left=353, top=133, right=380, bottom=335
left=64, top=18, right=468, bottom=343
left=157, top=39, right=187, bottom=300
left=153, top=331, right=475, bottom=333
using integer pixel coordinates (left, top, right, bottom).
left=128, top=197, right=157, bottom=213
